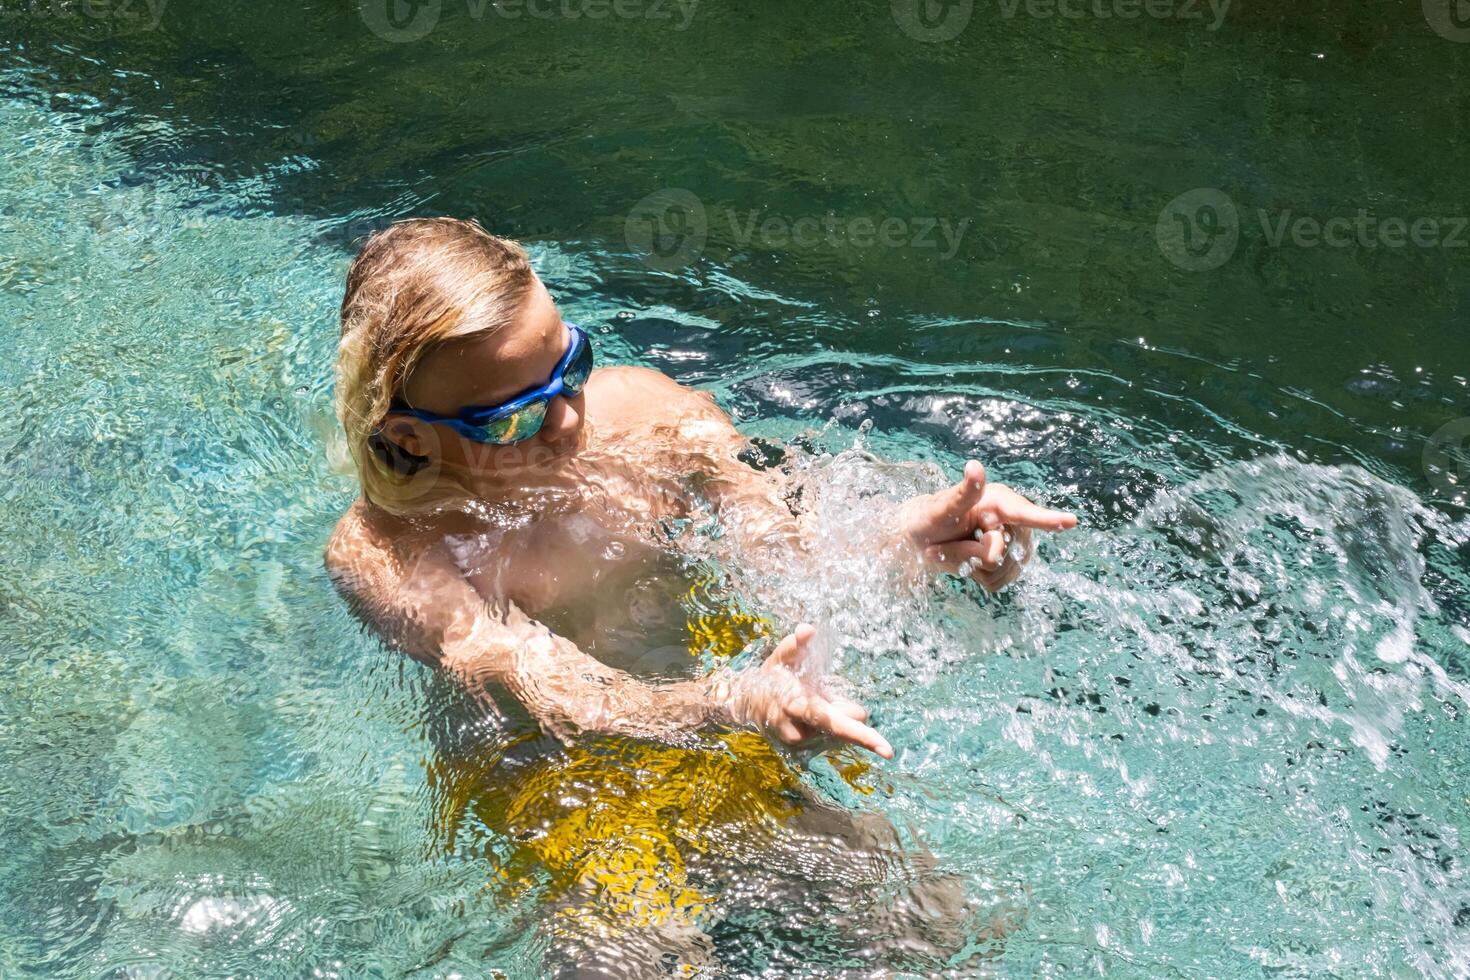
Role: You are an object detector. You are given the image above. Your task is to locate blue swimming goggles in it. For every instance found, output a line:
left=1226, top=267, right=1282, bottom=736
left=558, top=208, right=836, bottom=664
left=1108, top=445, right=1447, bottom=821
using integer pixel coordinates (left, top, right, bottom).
left=388, top=322, right=594, bottom=445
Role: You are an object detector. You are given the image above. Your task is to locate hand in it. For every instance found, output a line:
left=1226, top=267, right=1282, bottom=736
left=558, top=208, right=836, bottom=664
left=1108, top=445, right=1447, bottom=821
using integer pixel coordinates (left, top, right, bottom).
left=899, top=459, right=1077, bottom=592
left=720, top=624, right=893, bottom=759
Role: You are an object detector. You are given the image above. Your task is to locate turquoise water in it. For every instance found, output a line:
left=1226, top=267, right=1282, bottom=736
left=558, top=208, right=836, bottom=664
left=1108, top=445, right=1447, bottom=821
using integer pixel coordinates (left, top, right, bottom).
left=3, top=4, right=1470, bottom=976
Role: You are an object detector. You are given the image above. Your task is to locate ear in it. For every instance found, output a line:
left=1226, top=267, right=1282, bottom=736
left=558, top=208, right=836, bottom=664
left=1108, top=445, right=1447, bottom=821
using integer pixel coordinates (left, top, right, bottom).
left=379, top=414, right=434, bottom=459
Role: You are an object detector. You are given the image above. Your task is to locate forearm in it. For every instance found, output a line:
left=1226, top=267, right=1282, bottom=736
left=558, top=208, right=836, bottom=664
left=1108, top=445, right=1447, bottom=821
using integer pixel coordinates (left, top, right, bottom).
left=711, top=455, right=930, bottom=578
left=440, top=601, right=729, bottom=743
left=704, top=455, right=809, bottom=562
left=330, top=529, right=731, bottom=744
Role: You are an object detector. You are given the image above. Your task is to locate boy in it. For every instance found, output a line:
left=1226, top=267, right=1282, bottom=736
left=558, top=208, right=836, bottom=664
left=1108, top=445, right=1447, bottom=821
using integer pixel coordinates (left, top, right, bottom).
left=326, top=217, right=1076, bottom=972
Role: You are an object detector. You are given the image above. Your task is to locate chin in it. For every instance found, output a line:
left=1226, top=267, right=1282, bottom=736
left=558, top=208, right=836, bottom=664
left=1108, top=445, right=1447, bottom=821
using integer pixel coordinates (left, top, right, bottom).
left=540, top=427, right=584, bottom=459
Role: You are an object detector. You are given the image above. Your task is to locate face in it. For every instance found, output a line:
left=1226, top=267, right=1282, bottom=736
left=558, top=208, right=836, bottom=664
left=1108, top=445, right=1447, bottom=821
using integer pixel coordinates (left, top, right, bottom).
left=380, top=276, right=587, bottom=479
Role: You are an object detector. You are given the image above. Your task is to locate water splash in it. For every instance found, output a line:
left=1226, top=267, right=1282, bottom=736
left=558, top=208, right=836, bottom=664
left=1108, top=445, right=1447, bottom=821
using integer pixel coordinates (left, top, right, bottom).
left=705, top=440, right=1470, bottom=975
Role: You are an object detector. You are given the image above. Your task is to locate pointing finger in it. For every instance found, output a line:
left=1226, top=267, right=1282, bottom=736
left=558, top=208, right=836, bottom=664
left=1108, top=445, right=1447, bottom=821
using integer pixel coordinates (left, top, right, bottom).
left=984, top=486, right=1078, bottom=532
left=828, top=697, right=869, bottom=722
left=825, top=709, right=893, bottom=759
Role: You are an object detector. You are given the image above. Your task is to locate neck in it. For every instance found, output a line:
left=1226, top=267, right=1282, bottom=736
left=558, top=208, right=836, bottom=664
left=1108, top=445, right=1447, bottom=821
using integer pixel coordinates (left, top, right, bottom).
left=449, top=437, right=589, bottom=505
left=365, top=423, right=594, bottom=518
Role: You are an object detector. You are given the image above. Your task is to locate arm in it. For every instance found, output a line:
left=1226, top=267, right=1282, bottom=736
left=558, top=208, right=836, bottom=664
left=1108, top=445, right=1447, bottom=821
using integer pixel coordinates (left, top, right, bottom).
left=659, top=377, right=1077, bottom=589
left=325, top=507, right=891, bottom=755
left=327, top=511, right=718, bottom=742
left=669, top=394, right=808, bottom=556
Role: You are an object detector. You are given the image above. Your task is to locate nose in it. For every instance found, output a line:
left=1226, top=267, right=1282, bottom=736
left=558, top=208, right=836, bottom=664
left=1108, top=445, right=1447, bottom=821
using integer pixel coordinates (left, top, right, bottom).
left=539, top=392, right=583, bottom=441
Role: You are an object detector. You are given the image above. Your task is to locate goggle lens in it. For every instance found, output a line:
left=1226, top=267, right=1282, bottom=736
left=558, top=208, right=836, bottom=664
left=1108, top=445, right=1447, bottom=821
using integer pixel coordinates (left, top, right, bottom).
left=563, top=334, right=594, bottom=393
left=477, top=400, right=548, bottom=444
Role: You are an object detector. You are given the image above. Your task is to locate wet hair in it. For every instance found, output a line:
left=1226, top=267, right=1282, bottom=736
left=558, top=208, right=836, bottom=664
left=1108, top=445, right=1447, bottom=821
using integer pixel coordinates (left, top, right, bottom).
left=335, top=217, right=535, bottom=509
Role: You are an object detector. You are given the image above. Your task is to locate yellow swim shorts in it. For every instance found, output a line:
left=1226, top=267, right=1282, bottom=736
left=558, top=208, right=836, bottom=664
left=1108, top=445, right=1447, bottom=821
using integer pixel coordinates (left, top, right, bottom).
left=427, top=587, right=803, bottom=935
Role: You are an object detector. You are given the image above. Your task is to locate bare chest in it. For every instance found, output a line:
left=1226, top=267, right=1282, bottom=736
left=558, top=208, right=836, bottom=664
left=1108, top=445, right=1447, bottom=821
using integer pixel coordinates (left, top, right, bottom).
left=449, top=467, right=703, bottom=614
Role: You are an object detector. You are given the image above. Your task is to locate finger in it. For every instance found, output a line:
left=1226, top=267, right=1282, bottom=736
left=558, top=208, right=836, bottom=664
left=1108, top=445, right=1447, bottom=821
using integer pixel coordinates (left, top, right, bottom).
left=980, top=529, right=1006, bottom=570
left=828, top=697, right=869, bottom=722
left=769, top=632, right=799, bottom=661
left=824, top=709, right=893, bottom=759
left=793, top=692, right=828, bottom=728
left=944, top=459, right=988, bottom=517
left=984, top=487, right=1078, bottom=532
left=1014, top=525, right=1035, bottom=562
left=977, top=560, right=1022, bottom=593
left=762, top=698, right=787, bottom=731
left=925, top=539, right=988, bottom=573
left=774, top=719, right=804, bottom=744
left=770, top=623, right=816, bottom=665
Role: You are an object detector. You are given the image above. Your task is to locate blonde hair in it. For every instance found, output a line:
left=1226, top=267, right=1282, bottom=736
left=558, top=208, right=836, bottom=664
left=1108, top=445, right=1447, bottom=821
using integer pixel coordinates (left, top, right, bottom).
left=335, top=217, right=535, bottom=511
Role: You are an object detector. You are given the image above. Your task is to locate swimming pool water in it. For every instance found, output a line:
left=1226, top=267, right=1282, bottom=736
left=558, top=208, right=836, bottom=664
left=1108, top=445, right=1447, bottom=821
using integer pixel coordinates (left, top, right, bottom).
left=2, top=6, right=1469, bottom=975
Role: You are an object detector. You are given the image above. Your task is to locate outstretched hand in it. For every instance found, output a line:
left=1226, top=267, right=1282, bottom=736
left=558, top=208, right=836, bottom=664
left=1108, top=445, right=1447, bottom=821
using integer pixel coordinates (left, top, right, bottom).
left=723, top=624, right=893, bottom=759
left=900, top=459, right=1077, bottom=592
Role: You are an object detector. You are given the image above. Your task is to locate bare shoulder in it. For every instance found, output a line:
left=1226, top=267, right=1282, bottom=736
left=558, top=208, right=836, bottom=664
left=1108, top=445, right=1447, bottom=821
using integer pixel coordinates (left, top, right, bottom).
left=327, top=499, right=384, bottom=572
left=326, top=500, right=487, bottom=665
left=325, top=499, right=416, bottom=599
left=586, top=364, right=725, bottom=428
left=589, top=364, right=698, bottom=397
